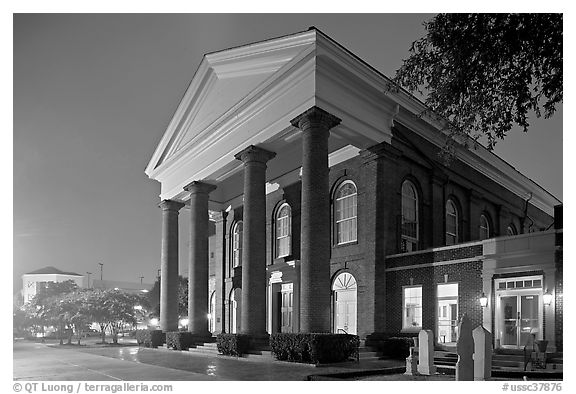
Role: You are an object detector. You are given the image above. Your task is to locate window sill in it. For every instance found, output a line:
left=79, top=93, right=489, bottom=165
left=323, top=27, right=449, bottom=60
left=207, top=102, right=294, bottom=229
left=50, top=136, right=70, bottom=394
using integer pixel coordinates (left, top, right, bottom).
left=333, top=240, right=358, bottom=248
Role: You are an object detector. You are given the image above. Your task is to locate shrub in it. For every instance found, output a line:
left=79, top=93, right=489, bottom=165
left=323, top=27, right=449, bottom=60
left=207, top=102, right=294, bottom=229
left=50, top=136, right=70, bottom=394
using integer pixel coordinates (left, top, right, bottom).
left=216, top=334, right=250, bottom=356
left=166, top=332, right=195, bottom=350
left=381, top=336, right=415, bottom=359
left=270, top=333, right=359, bottom=364
left=135, top=329, right=165, bottom=348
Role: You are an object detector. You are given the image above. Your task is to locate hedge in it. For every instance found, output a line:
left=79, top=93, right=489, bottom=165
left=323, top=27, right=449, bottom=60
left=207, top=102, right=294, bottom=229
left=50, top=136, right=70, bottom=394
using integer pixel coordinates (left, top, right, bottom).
left=270, top=333, right=359, bottom=364
left=166, top=332, right=196, bottom=350
left=216, top=334, right=251, bottom=356
left=380, top=337, right=415, bottom=360
left=135, top=329, right=165, bottom=348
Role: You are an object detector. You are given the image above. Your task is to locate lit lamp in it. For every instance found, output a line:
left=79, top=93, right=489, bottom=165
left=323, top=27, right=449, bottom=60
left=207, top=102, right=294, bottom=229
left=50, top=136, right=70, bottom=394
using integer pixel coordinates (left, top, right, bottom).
left=543, top=290, right=553, bottom=306
left=479, top=292, right=488, bottom=308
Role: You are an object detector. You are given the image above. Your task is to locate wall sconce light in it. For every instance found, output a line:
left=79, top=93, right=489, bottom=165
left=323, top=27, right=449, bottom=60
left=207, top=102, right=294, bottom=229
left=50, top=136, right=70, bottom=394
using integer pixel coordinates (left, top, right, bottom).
left=479, top=292, right=488, bottom=308
left=543, top=290, right=553, bottom=306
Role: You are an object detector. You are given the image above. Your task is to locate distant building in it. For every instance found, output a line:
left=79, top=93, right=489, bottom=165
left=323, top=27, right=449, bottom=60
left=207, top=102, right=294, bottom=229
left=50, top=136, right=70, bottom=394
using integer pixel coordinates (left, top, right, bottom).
left=21, top=266, right=85, bottom=304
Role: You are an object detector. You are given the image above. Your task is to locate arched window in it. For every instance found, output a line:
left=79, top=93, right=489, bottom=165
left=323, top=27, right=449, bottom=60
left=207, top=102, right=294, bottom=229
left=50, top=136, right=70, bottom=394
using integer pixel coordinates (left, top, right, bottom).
left=275, top=203, right=291, bottom=258
left=232, top=221, right=243, bottom=267
left=479, top=214, right=490, bottom=240
left=506, top=224, right=517, bottom=236
left=334, top=181, right=358, bottom=245
left=445, top=199, right=459, bottom=246
left=401, top=180, right=419, bottom=252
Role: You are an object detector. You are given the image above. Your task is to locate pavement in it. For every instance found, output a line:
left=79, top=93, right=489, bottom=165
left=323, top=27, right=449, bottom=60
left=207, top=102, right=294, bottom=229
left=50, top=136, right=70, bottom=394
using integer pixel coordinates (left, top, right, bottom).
left=13, top=339, right=407, bottom=381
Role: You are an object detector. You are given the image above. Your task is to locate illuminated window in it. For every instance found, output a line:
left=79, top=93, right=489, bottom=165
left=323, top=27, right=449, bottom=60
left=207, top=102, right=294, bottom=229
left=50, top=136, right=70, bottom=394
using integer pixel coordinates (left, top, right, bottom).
left=232, top=221, right=243, bottom=267
left=403, top=286, right=423, bottom=329
left=401, top=180, right=419, bottom=252
left=275, top=203, right=291, bottom=258
left=334, top=181, right=357, bottom=244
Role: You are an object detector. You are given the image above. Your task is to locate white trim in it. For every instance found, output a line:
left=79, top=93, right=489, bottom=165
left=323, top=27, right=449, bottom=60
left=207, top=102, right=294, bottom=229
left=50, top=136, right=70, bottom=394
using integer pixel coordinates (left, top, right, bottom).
left=385, top=257, right=482, bottom=272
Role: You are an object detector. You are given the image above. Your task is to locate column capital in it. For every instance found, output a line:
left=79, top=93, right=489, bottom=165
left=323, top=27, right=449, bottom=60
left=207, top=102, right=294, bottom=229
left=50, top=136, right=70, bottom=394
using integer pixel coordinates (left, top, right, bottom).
left=158, top=199, right=185, bottom=212
left=210, top=209, right=229, bottom=223
left=234, top=145, right=276, bottom=164
left=290, top=106, right=341, bottom=132
left=183, top=181, right=217, bottom=195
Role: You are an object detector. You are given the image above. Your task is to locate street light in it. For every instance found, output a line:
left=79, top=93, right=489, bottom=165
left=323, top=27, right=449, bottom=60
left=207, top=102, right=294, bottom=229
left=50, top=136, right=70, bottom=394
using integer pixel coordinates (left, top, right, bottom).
left=98, top=263, right=104, bottom=281
left=479, top=292, right=488, bottom=308
left=543, top=290, right=553, bottom=306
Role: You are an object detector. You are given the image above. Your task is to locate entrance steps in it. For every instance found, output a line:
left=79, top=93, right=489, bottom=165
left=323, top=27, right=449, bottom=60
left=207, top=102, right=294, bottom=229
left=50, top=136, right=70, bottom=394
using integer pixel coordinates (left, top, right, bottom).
left=433, top=350, right=563, bottom=376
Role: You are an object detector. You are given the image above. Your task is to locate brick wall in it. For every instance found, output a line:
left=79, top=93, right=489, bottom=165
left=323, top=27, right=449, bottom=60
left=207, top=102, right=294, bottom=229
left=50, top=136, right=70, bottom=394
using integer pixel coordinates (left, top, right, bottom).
left=385, top=260, right=484, bottom=334
left=386, top=244, right=483, bottom=269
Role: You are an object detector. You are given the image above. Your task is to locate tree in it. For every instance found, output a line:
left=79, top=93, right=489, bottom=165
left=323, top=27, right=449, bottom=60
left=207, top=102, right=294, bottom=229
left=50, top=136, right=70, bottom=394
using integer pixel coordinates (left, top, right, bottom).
left=25, top=280, right=79, bottom=340
left=147, top=276, right=188, bottom=319
left=394, top=14, right=562, bottom=153
left=87, top=289, right=145, bottom=344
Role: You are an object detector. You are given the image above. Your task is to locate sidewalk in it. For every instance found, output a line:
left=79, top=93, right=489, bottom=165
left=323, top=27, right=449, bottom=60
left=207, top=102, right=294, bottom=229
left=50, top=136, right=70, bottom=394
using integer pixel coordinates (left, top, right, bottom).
left=13, top=340, right=404, bottom=381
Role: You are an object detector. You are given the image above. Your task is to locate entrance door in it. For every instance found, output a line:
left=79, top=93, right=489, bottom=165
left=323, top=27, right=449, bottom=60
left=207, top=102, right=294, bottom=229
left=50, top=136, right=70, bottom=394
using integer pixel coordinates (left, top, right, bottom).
left=279, top=285, right=293, bottom=333
left=332, top=272, right=357, bottom=335
left=229, top=288, right=241, bottom=334
left=500, top=294, right=540, bottom=348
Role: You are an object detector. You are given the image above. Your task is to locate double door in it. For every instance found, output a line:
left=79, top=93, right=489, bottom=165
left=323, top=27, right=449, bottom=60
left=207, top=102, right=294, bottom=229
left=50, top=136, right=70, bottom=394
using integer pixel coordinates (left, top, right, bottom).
left=499, top=293, right=540, bottom=348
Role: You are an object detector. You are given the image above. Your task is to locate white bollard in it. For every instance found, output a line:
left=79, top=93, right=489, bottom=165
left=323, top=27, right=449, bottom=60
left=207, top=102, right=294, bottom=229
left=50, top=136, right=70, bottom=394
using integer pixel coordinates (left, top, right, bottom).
left=417, top=330, right=436, bottom=375
left=473, top=325, right=493, bottom=381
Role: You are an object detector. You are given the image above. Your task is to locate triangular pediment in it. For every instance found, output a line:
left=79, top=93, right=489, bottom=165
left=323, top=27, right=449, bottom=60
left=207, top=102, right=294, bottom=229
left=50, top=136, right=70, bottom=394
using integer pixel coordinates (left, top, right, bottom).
left=146, top=30, right=317, bottom=176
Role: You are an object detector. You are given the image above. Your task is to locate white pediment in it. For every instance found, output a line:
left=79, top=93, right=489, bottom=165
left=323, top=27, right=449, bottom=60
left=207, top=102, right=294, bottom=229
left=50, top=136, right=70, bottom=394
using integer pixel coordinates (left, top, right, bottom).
left=146, top=31, right=317, bottom=176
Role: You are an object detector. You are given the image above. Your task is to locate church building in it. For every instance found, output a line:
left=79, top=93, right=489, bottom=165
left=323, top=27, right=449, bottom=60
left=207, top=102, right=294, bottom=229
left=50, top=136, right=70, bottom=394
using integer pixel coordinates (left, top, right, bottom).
left=145, top=28, right=562, bottom=352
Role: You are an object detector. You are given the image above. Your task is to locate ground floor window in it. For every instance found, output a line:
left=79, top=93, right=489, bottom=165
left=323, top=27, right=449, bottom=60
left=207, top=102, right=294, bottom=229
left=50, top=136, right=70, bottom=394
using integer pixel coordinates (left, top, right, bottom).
left=437, top=283, right=458, bottom=344
left=403, top=285, right=422, bottom=329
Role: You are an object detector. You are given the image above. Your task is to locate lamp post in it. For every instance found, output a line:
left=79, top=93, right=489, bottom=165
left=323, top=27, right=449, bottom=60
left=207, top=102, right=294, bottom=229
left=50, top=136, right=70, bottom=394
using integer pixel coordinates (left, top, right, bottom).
left=98, top=263, right=104, bottom=281
left=139, top=276, right=144, bottom=285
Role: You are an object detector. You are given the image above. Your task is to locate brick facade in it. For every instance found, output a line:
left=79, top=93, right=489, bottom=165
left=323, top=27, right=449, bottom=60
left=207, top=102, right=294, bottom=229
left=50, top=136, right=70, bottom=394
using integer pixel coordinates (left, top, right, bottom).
left=205, top=124, right=556, bottom=342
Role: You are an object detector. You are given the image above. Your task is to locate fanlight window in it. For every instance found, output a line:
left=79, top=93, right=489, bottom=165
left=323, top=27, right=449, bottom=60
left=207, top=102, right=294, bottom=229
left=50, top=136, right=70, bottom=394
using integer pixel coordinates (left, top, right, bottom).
left=332, top=272, right=358, bottom=291
left=334, top=181, right=358, bottom=244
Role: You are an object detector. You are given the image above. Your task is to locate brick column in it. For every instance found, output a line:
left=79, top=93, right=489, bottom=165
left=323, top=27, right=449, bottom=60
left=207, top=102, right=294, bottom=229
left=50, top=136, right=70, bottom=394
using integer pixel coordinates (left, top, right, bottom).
left=183, top=181, right=217, bottom=337
left=158, top=199, right=184, bottom=332
left=430, top=171, right=447, bottom=247
left=213, top=210, right=228, bottom=333
left=469, top=190, right=483, bottom=241
left=291, top=106, right=341, bottom=333
left=234, top=145, right=276, bottom=336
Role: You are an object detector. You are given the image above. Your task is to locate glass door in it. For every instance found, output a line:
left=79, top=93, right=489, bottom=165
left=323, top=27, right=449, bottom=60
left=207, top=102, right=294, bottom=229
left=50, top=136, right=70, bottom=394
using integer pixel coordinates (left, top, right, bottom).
left=499, top=294, right=541, bottom=348
left=501, top=295, right=518, bottom=347
left=519, top=294, right=539, bottom=346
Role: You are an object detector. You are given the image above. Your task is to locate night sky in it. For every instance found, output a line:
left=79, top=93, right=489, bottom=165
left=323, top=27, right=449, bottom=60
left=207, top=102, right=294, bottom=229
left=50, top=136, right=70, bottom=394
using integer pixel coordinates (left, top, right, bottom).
left=12, top=13, right=563, bottom=293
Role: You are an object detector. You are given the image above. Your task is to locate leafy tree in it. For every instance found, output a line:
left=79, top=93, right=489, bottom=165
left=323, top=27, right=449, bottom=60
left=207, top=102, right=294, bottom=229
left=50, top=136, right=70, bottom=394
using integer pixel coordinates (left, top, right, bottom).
left=26, top=280, right=79, bottom=340
left=147, top=276, right=188, bottom=318
left=394, top=13, right=562, bottom=153
left=86, top=289, right=145, bottom=344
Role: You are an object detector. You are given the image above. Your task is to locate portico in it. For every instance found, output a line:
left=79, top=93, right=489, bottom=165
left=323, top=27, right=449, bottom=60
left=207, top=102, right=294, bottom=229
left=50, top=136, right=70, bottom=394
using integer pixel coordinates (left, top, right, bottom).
left=145, top=28, right=400, bottom=337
